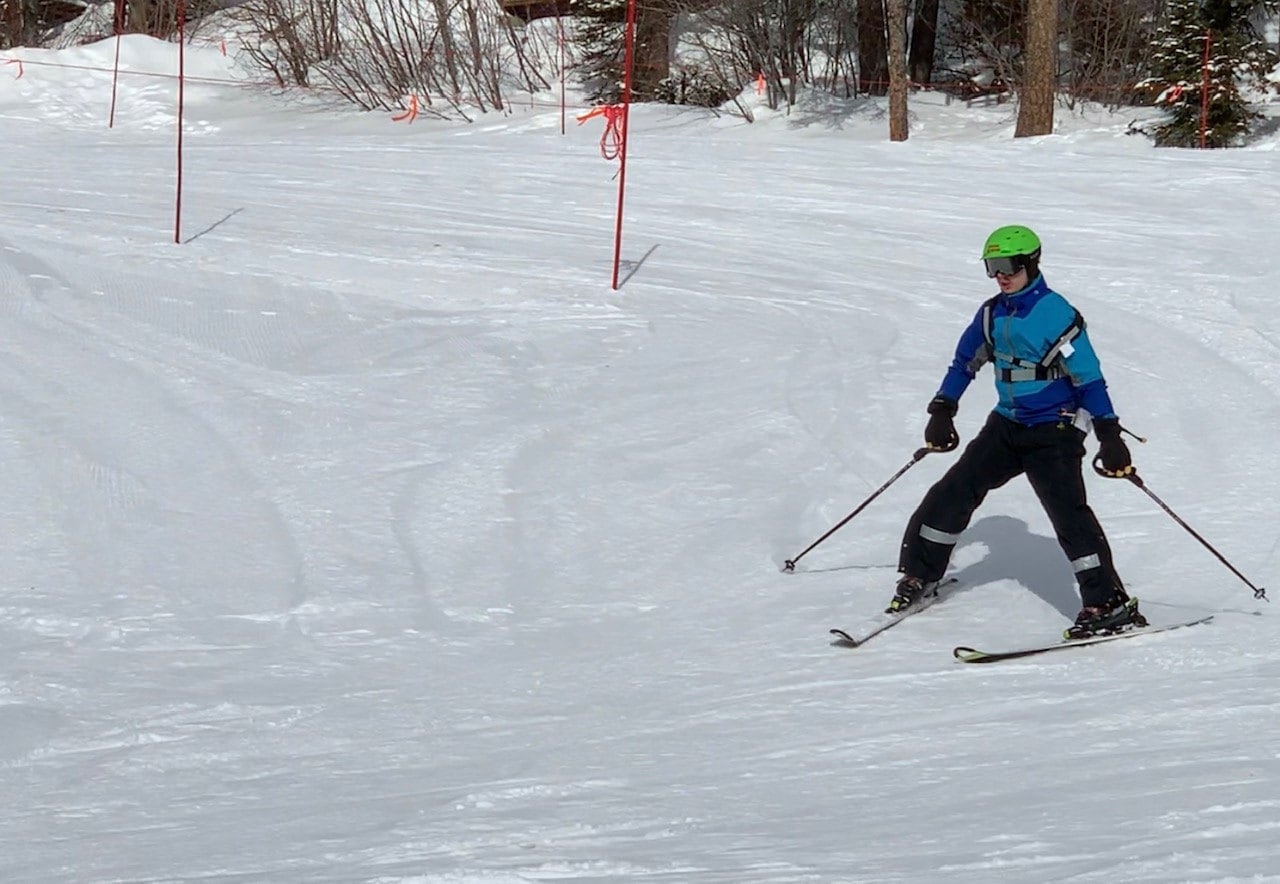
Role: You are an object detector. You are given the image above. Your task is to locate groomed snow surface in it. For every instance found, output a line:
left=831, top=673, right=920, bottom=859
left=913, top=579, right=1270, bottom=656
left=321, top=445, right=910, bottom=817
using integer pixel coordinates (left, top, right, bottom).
left=2, top=35, right=1279, bottom=883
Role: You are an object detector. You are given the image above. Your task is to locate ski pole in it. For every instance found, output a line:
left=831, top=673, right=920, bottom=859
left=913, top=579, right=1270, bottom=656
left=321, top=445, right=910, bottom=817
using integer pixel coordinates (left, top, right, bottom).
left=1093, top=457, right=1268, bottom=602
left=784, top=446, right=940, bottom=573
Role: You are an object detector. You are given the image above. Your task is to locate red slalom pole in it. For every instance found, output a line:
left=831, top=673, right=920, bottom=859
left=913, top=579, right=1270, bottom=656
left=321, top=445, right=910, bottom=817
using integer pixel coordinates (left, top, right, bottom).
left=609, top=0, right=636, bottom=291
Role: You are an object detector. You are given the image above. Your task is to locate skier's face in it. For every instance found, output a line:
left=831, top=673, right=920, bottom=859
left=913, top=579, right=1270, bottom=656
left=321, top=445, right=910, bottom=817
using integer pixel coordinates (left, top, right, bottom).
left=984, top=254, right=1032, bottom=294
left=993, top=267, right=1028, bottom=294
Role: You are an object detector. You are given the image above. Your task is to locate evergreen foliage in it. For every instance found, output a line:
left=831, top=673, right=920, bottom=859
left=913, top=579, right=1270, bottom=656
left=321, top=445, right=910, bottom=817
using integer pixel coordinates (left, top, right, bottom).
left=569, top=0, right=673, bottom=104
left=570, top=0, right=629, bottom=104
left=1138, top=0, right=1277, bottom=147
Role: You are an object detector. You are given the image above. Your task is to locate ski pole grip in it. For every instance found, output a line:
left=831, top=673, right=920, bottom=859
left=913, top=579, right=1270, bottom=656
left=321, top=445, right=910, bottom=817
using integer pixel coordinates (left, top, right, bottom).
left=1091, top=455, right=1143, bottom=485
left=922, top=437, right=958, bottom=455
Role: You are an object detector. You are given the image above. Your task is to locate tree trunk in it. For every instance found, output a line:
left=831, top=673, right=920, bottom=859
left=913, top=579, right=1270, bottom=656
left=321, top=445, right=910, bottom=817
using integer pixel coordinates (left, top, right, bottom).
left=885, top=0, right=908, bottom=140
left=856, top=0, right=888, bottom=96
left=907, top=0, right=939, bottom=84
left=1, top=0, right=22, bottom=48
left=631, top=3, right=672, bottom=99
left=1015, top=0, right=1056, bottom=137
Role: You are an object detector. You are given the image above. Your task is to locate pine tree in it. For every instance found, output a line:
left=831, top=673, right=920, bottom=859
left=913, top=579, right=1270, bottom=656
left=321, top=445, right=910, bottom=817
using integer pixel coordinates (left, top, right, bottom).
left=570, top=0, right=673, bottom=104
left=1139, top=0, right=1277, bottom=148
left=571, top=0, right=628, bottom=103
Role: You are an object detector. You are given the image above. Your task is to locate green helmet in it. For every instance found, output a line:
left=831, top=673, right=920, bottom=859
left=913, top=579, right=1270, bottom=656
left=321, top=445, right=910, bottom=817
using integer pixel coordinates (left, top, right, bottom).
left=981, top=225, right=1042, bottom=280
left=982, top=225, right=1041, bottom=260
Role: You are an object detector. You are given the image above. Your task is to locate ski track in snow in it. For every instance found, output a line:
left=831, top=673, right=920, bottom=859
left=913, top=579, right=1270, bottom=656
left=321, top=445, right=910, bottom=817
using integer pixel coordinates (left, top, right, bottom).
left=2, top=35, right=1280, bottom=882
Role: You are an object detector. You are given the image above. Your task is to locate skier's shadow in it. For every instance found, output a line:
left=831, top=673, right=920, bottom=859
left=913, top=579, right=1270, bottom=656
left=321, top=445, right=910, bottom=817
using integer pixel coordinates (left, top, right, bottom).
left=952, top=515, right=1080, bottom=619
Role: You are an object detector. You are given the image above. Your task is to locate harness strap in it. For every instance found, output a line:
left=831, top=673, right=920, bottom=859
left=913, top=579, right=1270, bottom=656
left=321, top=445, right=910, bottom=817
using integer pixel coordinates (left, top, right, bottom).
left=1040, top=310, right=1086, bottom=368
left=999, top=364, right=1067, bottom=383
left=982, top=300, right=1086, bottom=381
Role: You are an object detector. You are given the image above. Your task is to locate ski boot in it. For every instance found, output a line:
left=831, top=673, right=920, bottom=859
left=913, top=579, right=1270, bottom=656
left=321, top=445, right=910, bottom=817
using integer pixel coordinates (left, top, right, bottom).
left=885, top=576, right=934, bottom=614
left=1064, top=597, right=1148, bottom=641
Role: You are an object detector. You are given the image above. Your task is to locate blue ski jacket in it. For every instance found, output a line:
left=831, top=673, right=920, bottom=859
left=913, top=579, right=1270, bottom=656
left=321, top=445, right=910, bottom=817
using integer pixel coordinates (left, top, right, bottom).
left=937, top=274, right=1117, bottom=426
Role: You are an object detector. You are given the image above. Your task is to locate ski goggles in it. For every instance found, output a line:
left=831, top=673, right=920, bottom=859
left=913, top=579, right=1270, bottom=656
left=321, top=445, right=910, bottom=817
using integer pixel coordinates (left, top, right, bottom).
left=983, top=255, right=1028, bottom=278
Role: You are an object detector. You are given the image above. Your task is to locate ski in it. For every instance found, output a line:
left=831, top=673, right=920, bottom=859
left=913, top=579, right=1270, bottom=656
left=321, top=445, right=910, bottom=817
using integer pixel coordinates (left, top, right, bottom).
left=830, top=578, right=959, bottom=648
left=952, top=614, right=1214, bottom=664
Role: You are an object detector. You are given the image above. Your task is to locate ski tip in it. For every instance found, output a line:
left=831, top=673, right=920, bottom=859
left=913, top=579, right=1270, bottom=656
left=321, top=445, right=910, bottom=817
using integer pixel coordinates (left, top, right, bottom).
left=829, top=628, right=860, bottom=647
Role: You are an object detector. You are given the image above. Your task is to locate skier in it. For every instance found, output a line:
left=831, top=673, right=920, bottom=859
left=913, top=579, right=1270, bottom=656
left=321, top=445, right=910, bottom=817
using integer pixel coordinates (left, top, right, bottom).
left=889, top=225, right=1147, bottom=640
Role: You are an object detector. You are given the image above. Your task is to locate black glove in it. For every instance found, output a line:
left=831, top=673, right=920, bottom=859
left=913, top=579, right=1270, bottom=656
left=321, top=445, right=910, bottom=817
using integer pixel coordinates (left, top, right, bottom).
left=1094, top=418, right=1133, bottom=476
left=924, top=396, right=959, bottom=451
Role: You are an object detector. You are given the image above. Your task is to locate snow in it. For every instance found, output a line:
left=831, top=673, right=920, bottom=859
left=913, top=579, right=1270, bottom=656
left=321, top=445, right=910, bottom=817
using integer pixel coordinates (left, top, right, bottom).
left=2, top=34, right=1280, bottom=883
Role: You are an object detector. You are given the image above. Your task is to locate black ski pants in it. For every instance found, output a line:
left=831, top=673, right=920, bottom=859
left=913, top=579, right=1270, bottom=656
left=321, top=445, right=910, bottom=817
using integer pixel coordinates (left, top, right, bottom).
left=898, top=411, right=1125, bottom=608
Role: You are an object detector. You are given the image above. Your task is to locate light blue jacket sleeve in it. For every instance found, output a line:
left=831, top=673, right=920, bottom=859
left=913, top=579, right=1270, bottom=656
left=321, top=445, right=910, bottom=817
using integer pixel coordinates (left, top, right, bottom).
left=1062, top=329, right=1117, bottom=419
